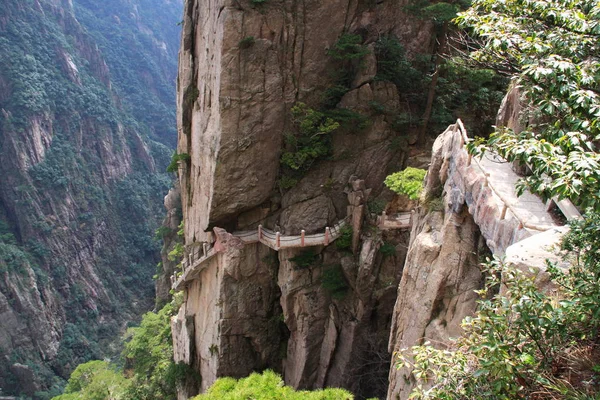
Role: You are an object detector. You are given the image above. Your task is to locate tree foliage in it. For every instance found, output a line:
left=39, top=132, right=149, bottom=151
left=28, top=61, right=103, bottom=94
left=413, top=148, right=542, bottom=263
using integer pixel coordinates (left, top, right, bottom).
left=53, top=361, right=129, bottom=400
left=458, top=0, right=600, bottom=208
left=193, top=370, right=354, bottom=400
left=52, top=299, right=195, bottom=400
left=384, top=167, right=427, bottom=200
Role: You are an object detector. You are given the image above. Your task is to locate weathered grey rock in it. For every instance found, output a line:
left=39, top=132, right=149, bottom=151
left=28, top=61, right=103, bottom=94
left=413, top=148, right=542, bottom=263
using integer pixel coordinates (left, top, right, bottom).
left=280, top=196, right=337, bottom=234
left=10, top=363, right=39, bottom=396
left=387, top=206, right=487, bottom=400
left=504, top=227, right=570, bottom=294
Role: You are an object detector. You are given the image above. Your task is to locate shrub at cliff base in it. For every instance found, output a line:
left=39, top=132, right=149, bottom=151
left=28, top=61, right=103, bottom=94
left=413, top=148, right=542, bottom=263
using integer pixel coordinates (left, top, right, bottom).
left=52, top=298, right=195, bottom=400
left=194, top=370, right=354, bottom=400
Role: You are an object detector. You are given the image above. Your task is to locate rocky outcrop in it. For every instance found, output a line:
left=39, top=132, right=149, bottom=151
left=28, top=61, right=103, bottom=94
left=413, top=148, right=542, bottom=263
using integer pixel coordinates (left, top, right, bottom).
left=387, top=125, right=493, bottom=399
left=386, top=205, right=488, bottom=399
left=156, top=185, right=183, bottom=309
left=172, top=229, right=283, bottom=397
left=386, top=121, right=571, bottom=399
left=173, top=0, right=440, bottom=396
left=176, top=0, right=434, bottom=242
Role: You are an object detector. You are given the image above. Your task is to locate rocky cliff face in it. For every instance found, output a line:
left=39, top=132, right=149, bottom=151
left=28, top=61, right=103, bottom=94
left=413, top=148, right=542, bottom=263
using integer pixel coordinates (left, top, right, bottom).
left=172, top=0, right=436, bottom=396
left=0, top=0, right=180, bottom=396
left=386, top=128, right=490, bottom=399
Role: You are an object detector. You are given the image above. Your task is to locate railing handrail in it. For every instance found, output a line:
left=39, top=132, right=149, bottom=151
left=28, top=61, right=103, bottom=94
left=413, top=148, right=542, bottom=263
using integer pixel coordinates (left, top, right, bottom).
left=172, top=216, right=358, bottom=290
left=456, top=119, right=577, bottom=231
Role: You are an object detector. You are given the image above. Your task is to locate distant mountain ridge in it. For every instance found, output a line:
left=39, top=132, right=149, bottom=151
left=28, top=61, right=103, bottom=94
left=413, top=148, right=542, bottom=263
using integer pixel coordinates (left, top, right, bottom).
left=0, top=0, right=181, bottom=397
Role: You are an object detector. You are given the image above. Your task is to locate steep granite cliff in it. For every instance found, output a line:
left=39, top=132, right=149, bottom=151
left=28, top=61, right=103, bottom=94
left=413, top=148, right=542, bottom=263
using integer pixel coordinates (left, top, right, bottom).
left=171, top=0, right=438, bottom=397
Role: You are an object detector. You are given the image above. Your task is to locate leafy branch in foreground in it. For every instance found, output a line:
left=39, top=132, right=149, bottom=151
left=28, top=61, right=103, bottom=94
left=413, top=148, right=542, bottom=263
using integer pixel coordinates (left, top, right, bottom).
left=396, top=211, right=600, bottom=399
left=456, top=0, right=600, bottom=208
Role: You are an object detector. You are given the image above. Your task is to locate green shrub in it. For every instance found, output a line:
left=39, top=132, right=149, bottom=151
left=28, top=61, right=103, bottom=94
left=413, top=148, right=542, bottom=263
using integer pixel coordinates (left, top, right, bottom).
left=384, top=167, right=427, bottom=200
left=166, top=152, right=191, bottom=173
left=396, top=211, right=600, bottom=399
left=335, top=225, right=353, bottom=251
left=367, top=199, right=386, bottom=215
left=52, top=360, right=128, bottom=400
left=322, top=84, right=351, bottom=109
left=321, top=265, right=350, bottom=300
left=280, top=103, right=339, bottom=172
left=238, top=36, right=255, bottom=49
left=278, top=174, right=298, bottom=190
left=327, top=34, right=369, bottom=62
left=324, top=108, right=369, bottom=133
left=379, top=242, right=396, bottom=257
left=374, top=35, right=423, bottom=93
left=193, top=370, right=353, bottom=399
left=154, top=226, right=172, bottom=241
left=288, top=250, right=319, bottom=270
left=167, top=242, right=184, bottom=262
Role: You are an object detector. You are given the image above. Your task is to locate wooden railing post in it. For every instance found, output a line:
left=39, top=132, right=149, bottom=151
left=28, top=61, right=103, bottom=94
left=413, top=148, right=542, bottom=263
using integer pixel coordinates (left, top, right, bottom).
left=258, top=225, right=263, bottom=241
left=203, top=242, right=208, bottom=258
left=380, top=211, right=386, bottom=228
left=324, top=227, right=330, bottom=245
left=410, top=210, right=415, bottom=226
left=276, top=231, right=280, bottom=249
left=301, top=230, right=305, bottom=247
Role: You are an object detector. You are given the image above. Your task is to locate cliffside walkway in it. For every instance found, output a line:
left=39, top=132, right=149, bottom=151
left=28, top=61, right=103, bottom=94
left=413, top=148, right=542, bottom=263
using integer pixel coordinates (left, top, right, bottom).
left=171, top=212, right=413, bottom=290
left=452, top=120, right=581, bottom=254
left=171, top=219, right=350, bottom=290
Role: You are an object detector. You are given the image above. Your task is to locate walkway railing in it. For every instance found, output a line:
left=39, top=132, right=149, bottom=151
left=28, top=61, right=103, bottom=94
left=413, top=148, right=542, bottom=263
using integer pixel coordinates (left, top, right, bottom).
left=456, top=119, right=580, bottom=232
left=378, top=211, right=413, bottom=230
left=171, top=217, right=352, bottom=290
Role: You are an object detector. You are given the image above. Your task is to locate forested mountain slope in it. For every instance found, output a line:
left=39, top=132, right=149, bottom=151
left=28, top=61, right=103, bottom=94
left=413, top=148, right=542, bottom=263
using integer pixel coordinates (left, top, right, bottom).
left=0, top=0, right=181, bottom=397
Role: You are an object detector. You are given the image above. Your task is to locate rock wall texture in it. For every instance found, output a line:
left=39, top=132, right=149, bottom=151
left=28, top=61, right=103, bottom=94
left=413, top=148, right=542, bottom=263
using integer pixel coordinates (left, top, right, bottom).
left=173, top=0, right=436, bottom=397
left=386, top=119, right=570, bottom=399
left=386, top=128, right=491, bottom=399
left=176, top=0, right=434, bottom=241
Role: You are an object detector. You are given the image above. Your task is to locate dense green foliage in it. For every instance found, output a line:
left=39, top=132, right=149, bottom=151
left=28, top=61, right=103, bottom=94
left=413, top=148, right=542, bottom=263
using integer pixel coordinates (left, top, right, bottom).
left=121, top=301, right=196, bottom=399
left=280, top=103, right=340, bottom=172
left=194, top=370, right=353, bottom=400
left=384, top=167, right=427, bottom=200
left=53, top=300, right=196, bottom=400
left=73, top=0, right=180, bottom=147
left=459, top=0, right=600, bottom=208
left=373, top=34, right=507, bottom=137
left=289, top=250, right=320, bottom=270
left=53, top=361, right=129, bottom=400
left=396, top=2, right=600, bottom=397
left=166, top=152, right=191, bottom=173
left=335, top=226, right=353, bottom=251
